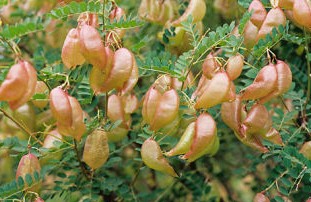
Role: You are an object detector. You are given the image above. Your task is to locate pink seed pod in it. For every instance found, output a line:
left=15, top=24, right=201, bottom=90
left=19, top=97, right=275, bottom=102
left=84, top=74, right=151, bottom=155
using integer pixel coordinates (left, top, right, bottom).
left=142, top=86, right=179, bottom=131
left=61, top=28, right=85, bottom=69
left=182, top=113, right=218, bottom=162
left=202, top=53, right=221, bottom=79
left=16, top=153, right=41, bottom=191
left=34, top=197, right=45, bottom=202
left=248, top=0, right=267, bottom=28
left=79, top=24, right=107, bottom=70
left=253, top=193, right=270, bottom=202
left=194, top=72, right=231, bottom=109
left=83, top=129, right=109, bottom=170
left=107, top=94, right=130, bottom=129
left=141, top=138, right=178, bottom=177
left=105, top=6, right=126, bottom=45
left=78, top=13, right=99, bottom=28
left=89, top=48, right=135, bottom=94
left=241, top=63, right=278, bottom=101
left=256, top=7, right=286, bottom=41
left=49, top=87, right=86, bottom=141
left=292, top=0, right=311, bottom=30
left=300, top=141, right=311, bottom=160
left=243, top=21, right=259, bottom=49
left=32, top=81, right=49, bottom=109
left=226, top=53, right=244, bottom=80
left=0, top=60, right=37, bottom=110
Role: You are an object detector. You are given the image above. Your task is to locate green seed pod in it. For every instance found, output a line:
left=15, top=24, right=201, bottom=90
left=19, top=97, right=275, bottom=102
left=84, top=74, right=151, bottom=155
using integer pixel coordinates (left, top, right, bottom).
left=141, top=138, right=178, bottom=177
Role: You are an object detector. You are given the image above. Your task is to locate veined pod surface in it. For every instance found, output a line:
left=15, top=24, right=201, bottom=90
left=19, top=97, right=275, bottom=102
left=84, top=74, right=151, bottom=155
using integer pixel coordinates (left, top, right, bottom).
left=171, top=0, right=206, bottom=26
left=16, top=153, right=41, bottom=191
left=61, top=28, right=85, bottom=69
left=142, top=87, right=179, bottom=131
left=248, top=0, right=267, bottom=28
left=83, top=130, right=109, bottom=170
left=182, top=113, right=218, bottom=162
left=241, top=64, right=277, bottom=101
left=226, top=53, right=244, bottom=80
left=79, top=24, right=106, bottom=70
left=194, top=72, right=231, bottom=109
left=141, top=138, right=178, bottom=177
left=243, top=21, right=259, bottom=49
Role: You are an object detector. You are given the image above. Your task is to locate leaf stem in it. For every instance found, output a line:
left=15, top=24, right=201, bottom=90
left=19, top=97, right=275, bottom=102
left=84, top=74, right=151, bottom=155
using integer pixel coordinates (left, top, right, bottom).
left=73, top=139, right=91, bottom=180
left=304, top=29, right=310, bottom=106
left=0, top=108, right=43, bottom=145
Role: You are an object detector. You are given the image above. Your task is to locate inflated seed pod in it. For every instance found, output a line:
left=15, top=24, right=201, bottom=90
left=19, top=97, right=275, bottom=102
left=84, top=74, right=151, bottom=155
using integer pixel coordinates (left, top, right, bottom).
left=34, top=197, right=45, bottom=202
left=226, top=53, right=244, bottom=80
left=253, top=193, right=270, bottom=202
left=166, top=122, right=195, bottom=157
left=221, top=96, right=244, bottom=133
left=259, top=60, right=292, bottom=103
left=0, top=61, right=37, bottom=110
left=278, top=0, right=294, bottom=9
left=61, top=28, right=85, bottom=69
left=16, top=153, right=41, bottom=191
left=142, top=87, right=179, bottom=131
left=120, top=59, right=139, bottom=95
left=107, top=94, right=130, bottom=128
left=32, top=81, right=49, bottom=109
left=121, top=94, right=139, bottom=114
left=141, top=138, right=178, bottom=177
left=106, top=6, right=126, bottom=45
left=40, top=129, right=63, bottom=165
left=202, top=53, right=221, bottom=79
left=256, top=7, right=286, bottom=41
left=248, top=0, right=267, bottom=28
left=194, top=72, right=231, bottom=109
left=300, top=141, right=311, bottom=160
left=171, top=0, right=206, bottom=26
left=243, top=21, right=259, bottom=49
left=43, top=129, right=63, bottom=149
left=292, top=0, right=311, bottom=30
left=182, top=113, right=218, bottom=162
left=83, top=130, right=109, bottom=170
left=79, top=24, right=107, bottom=70
left=106, top=127, right=129, bottom=142
left=78, top=13, right=99, bottom=28
left=49, top=87, right=86, bottom=141
left=89, top=48, right=135, bottom=94
left=241, top=64, right=277, bottom=101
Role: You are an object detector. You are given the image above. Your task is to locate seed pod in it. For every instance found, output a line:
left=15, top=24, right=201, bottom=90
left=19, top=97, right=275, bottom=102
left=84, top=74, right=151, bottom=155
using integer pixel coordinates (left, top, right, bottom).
left=121, top=59, right=139, bottom=95
left=202, top=53, right=220, bottom=79
left=300, top=141, right=311, bottom=160
left=34, top=197, right=44, bottom=202
left=166, top=122, right=195, bottom=156
left=106, top=6, right=126, bottom=45
left=141, top=138, right=178, bottom=177
left=121, top=94, right=139, bottom=114
left=256, top=8, right=286, bottom=41
left=139, top=0, right=178, bottom=25
left=142, top=87, right=179, bottom=131
left=182, top=113, right=218, bottom=162
left=49, top=87, right=86, bottom=141
left=243, top=21, right=259, bottom=49
left=226, top=53, right=244, bottom=80
left=248, top=0, right=267, bottom=28
left=107, top=94, right=129, bottom=128
left=83, top=130, right=109, bottom=170
left=16, top=153, right=41, bottom=191
left=61, top=28, right=85, bottom=69
left=259, top=60, right=292, bottom=103
left=79, top=24, right=106, bottom=70
left=32, top=81, right=49, bottom=109
left=0, top=61, right=37, bottom=110
left=253, top=193, right=270, bottom=202
left=221, top=96, right=244, bottom=133
left=241, top=64, right=277, bottom=101
left=107, top=127, right=129, bottom=142
left=171, top=0, right=206, bottom=26
left=89, top=48, right=135, bottom=94
left=194, top=72, right=231, bottom=109
left=41, top=129, right=63, bottom=165
left=43, top=129, right=63, bottom=149
left=78, top=13, right=99, bottom=28
left=293, top=0, right=311, bottom=30
left=278, top=0, right=294, bottom=9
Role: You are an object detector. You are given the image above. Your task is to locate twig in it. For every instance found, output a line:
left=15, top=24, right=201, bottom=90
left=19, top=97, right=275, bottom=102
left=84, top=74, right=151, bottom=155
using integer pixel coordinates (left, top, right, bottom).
left=73, top=139, right=91, bottom=180
left=0, top=108, right=43, bottom=145
left=303, top=29, right=310, bottom=106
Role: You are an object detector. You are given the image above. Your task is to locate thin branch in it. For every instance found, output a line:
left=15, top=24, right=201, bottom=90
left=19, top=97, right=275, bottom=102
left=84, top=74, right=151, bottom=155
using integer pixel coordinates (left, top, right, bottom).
left=0, top=108, right=43, bottom=145
left=73, top=139, right=91, bottom=180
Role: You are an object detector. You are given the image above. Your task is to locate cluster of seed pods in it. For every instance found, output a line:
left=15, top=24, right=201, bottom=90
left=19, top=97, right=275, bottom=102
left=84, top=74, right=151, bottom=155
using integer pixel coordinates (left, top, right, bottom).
left=139, top=0, right=206, bottom=54
left=0, top=60, right=37, bottom=110
left=243, top=0, right=286, bottom=49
